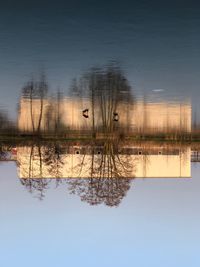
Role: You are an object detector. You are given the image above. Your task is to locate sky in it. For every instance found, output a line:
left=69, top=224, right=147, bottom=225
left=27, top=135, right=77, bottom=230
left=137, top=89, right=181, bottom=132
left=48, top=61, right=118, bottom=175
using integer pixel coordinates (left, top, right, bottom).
left=0, top=161, right=200, bottom=267
left=0, top=0, right=200, bottom=118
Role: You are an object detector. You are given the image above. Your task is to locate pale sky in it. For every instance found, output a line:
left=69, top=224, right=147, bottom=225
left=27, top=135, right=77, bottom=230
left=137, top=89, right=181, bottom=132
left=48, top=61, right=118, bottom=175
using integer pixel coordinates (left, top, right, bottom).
left=0, top=162, right=200, bottom=267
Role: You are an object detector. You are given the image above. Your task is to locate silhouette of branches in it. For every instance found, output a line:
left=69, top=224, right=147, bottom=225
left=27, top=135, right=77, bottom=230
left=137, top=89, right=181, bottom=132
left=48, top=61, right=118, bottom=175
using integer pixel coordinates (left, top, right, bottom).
left=67, top=140, right=135, bottom=206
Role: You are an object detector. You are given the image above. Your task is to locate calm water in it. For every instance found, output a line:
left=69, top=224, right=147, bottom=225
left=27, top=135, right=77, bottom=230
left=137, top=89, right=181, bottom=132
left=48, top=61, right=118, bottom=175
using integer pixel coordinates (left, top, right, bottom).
left=0, top=1, right=200, bottom=120
left=1, top=1, right=200, bottom=266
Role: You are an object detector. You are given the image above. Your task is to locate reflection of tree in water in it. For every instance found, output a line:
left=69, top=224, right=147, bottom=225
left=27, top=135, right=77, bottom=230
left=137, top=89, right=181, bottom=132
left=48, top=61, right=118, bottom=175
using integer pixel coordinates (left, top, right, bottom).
left=0, top=109, right=15, bottom=133
left=21, top=74, right=48, bottom=134
left=68, top=140, right=135, bottom=207
left=70, top=62, right=134, bottom=135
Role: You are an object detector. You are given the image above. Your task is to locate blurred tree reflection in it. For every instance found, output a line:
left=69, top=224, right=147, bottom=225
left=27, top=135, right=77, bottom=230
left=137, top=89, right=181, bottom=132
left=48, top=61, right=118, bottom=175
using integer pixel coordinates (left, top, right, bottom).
left=0, top=109, right=15, bottom=134
left=21, top=73, right=48, bottom=134
left=70, top=62, right=134, bottom=135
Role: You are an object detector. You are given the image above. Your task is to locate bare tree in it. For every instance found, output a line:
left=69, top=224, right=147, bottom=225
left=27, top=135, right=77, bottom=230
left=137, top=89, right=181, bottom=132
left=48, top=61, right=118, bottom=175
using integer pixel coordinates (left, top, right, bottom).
left=68, top=177, right=132, bottom=206
left=43, top=143, right=65, bottom=178
left=67, top=139, right=135, bottom=207
left=19, top=143, right=51, bottom=200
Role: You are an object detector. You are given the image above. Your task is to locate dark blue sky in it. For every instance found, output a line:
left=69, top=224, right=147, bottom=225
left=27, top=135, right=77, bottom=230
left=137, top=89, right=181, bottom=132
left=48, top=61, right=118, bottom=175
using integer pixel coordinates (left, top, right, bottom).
left=0, top=0, right=200, bottom=118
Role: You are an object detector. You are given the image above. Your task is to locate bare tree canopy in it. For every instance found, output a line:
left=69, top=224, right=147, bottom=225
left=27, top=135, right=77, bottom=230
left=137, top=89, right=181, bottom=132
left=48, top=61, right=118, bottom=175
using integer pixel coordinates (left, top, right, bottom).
left=67, top=139, right=135, bottom=207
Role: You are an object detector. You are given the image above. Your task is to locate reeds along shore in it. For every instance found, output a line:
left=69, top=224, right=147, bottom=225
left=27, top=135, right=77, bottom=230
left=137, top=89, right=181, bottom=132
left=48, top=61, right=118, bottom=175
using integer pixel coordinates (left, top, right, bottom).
left=0, top=131, right=199, bottom=144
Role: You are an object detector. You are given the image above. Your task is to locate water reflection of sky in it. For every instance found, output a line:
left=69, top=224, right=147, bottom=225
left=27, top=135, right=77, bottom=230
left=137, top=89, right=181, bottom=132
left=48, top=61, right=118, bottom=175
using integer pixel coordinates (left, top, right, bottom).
left=0, top=1, right=200, bottom=118
left=0, top=162, right=199, bottom=267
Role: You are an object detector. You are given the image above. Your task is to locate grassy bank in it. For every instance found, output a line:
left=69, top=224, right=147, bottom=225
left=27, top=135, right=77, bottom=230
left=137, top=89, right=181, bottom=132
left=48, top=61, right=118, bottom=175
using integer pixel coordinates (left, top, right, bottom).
left=1, top=131, right=200, bottom=144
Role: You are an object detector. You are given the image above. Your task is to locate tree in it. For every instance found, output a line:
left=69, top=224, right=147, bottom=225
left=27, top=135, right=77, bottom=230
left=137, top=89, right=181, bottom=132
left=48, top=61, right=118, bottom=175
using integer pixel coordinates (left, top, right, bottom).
left=43, top=143, right=65, bottom=178
left=19, top=143, right=50, bottom=200
left=67, top=139, right=135, bottom=207
left=68, top=177, right=132, bottom=206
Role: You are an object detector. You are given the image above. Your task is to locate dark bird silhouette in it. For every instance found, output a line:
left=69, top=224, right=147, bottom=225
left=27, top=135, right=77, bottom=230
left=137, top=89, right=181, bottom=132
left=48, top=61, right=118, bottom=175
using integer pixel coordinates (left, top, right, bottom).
left=113, top=112, right=119, bottom=122
left=82, top=109, right=89, bottom=118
